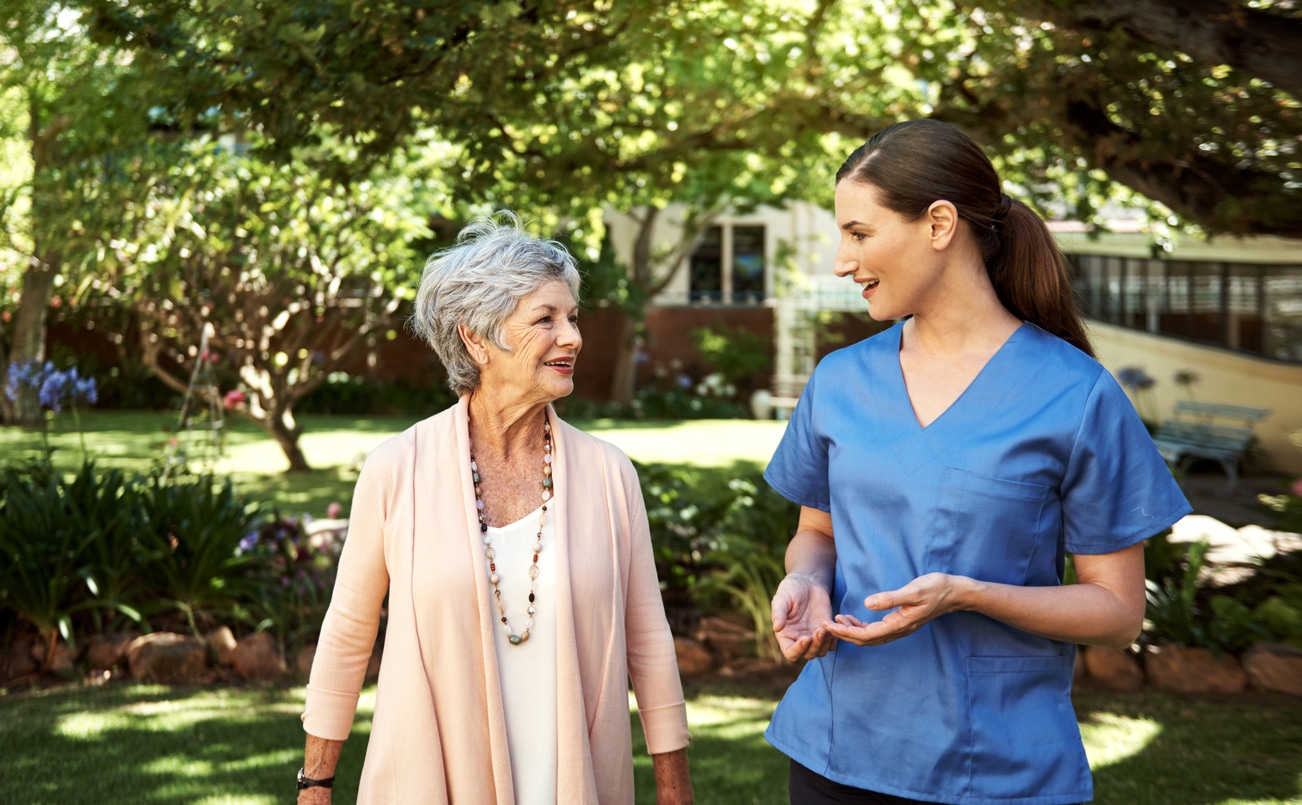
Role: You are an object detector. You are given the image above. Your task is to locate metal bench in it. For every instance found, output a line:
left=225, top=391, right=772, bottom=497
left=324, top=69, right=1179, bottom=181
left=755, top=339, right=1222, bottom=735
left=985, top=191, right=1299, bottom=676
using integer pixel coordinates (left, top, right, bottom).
left=1152, top=401, right=1270, bottom=493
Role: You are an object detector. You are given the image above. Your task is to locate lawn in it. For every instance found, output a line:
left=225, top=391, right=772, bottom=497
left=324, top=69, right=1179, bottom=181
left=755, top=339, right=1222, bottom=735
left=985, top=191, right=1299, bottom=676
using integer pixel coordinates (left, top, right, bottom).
left=1, top=681, right=1299, bottom=804
left=4, top=410, right=1301, bottom=804
left=0, top=409, right=788, bottom=515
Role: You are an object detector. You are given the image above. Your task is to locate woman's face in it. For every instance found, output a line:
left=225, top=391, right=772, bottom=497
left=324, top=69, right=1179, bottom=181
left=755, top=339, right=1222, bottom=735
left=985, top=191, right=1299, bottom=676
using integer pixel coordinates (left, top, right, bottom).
left=479, top=279, right=582, bottom=405
left=832, top=180, right=941, bottom=321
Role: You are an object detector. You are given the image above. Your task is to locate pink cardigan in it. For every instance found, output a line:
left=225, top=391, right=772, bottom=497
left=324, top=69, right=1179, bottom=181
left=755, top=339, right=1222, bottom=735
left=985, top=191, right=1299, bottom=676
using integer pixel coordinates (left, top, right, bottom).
left=302, top=398, right=690, bottom=803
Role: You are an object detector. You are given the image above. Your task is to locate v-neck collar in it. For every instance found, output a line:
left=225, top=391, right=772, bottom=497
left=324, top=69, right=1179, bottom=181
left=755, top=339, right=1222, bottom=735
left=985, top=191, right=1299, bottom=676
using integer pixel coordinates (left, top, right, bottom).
left=872, top=321, right=1034, bottom=476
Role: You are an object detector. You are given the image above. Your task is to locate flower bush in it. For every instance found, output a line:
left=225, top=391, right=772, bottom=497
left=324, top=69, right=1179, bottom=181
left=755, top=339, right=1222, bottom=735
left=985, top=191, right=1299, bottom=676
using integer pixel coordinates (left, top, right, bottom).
left=4, top=361, right=100, bottom=453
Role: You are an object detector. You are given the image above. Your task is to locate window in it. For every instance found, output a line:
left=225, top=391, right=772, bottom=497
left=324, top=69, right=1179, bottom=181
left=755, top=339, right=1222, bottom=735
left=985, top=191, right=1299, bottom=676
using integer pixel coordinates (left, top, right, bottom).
left=1070, top=253, right=1302, bottom=363
left=688, top=224, right=767, bottom=305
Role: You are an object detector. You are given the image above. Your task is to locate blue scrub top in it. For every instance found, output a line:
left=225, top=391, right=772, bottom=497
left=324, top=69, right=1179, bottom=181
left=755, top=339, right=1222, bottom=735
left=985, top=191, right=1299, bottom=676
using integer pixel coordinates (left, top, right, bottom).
left=764, top=322, right=1191, bottom=805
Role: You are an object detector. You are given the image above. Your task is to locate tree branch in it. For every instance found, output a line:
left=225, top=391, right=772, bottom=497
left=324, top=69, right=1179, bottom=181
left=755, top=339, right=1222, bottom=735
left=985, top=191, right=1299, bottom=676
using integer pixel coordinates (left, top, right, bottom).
left=1010, top=0, right=1302, bottom=98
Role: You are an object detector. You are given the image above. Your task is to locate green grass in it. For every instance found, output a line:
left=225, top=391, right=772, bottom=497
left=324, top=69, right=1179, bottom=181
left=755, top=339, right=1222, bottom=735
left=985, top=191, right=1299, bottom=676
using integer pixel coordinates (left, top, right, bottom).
left=0, top=410, right=788, bottom=516
left=1, top=682, right=1298, bottom=804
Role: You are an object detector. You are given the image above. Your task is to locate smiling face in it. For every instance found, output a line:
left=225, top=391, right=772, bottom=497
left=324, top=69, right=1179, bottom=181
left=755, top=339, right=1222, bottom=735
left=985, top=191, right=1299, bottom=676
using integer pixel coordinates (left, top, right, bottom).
left=474, top=279, right=582, bottom=406
left=832, top=180, right=944, bottom=322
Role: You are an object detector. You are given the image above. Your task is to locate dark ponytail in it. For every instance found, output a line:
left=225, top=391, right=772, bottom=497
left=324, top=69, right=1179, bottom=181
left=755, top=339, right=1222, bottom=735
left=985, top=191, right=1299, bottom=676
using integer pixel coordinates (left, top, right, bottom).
left=838, top=120, right=1094, bottom=357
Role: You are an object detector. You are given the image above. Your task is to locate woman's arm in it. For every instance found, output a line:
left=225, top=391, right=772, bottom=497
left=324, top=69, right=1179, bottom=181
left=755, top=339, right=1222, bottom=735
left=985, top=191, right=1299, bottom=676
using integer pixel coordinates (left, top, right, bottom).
left=297, top=735, right=344, bottom=805
left=770, top=506, right=839, bottom=661
left=652, top=747, right=693, bottom=805
left=824, top=542, right=1146, bottom=650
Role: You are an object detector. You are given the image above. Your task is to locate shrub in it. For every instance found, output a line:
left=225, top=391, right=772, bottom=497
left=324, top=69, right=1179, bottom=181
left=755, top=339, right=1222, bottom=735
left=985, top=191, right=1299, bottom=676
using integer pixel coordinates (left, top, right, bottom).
left=1142, top=537, right=1302, bottom=654
left=0, top=459, right=145, bottom=667
left=135, top=471, right=266, bottom=633
left=0, top=456, right=349, bottom=664
left=637, top=461, right=797, bottom=656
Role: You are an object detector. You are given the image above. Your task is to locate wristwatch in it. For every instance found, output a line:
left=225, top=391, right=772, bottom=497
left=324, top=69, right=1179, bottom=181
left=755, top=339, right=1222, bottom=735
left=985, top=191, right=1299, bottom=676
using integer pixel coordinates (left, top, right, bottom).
left=297, top=768, right=335, bottom=791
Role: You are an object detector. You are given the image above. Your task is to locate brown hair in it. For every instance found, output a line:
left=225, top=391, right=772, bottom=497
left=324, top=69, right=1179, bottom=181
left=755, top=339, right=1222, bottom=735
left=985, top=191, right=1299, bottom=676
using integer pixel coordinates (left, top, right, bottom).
left=837, top=119, right=1093, bottom=357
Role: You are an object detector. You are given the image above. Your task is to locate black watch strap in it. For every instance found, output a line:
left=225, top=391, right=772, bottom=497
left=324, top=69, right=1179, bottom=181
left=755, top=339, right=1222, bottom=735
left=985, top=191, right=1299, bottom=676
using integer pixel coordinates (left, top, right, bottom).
left=297, top=768, right=335, bottom=790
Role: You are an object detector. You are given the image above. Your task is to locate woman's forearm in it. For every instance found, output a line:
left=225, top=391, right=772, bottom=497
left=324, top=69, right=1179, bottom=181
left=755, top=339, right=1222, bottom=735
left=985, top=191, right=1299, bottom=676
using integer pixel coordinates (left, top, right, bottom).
left=303, top=734, right=344, bottom=781
left=953, top=544, right=1146, bottom=649
left=784, top=508, right=837, bottom=588
left=652, top=747, right=693, bottom=804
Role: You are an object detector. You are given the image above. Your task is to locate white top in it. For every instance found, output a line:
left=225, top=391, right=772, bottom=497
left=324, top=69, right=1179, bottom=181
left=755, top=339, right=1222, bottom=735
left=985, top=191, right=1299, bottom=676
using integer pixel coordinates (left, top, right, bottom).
left=490, top=505, right=558, bottom=805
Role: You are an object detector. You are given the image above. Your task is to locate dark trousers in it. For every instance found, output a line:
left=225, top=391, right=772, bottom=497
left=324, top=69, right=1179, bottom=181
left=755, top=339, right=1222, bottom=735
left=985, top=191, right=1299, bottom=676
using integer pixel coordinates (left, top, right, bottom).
left=788, top=760, right=1086, bottom=805
left=788, top=761, right=938, bottom=805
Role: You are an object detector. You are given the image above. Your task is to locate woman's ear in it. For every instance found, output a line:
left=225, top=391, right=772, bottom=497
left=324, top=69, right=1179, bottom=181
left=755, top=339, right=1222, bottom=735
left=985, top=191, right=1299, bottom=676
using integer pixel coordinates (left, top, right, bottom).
left=458, top=323, right=490, bottom=365
left=925, top=200, right=959, bottom=250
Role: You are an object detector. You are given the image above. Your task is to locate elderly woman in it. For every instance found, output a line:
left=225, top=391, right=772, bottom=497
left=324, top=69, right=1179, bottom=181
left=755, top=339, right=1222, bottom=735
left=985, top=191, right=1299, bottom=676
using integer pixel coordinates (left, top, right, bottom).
left=297, top=213, right=693, bottom=804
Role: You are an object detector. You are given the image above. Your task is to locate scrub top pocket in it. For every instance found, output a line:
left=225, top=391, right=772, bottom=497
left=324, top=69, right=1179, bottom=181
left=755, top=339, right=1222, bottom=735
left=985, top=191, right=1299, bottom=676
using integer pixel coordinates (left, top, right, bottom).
left=965, top=655, right=1091, bottom=801
left=926, top=468, right=1052, bottom=586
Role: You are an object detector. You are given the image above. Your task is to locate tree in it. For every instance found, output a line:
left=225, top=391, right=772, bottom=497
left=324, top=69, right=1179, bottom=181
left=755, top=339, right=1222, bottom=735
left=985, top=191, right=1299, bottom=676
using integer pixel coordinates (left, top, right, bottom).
left=816, top=1, right=1302, bottom=237
left=79, top=140, right=430, bottom=470
left=58, top=0, right=1302, bottom=414
left=0, top=1, right=164, bottom=424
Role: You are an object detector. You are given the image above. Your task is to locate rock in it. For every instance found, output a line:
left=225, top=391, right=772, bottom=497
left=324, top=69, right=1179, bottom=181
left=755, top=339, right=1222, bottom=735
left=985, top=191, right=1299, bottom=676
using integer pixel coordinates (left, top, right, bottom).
left=1083, top=646, right=1145, bottom=692
left=231, top=631, right=288, bottom=680
left=1242, top=642, right=1302, bottom=697
left=295, top=644, right=317, bottom=677
left=695, top=614, right=755, bottom=661
left=3, top=635, right=39, bottom=681
left=1144, top=645, right=1247, bottom=694
left=127, top=633, right=208, bottom=683
left=31, top=638, right=76, bottom=674
left=674, top=637, right=713, bottom=676
left=86, top=632, right=139, bottom=670
left=207, top=626, right=238, bottom=667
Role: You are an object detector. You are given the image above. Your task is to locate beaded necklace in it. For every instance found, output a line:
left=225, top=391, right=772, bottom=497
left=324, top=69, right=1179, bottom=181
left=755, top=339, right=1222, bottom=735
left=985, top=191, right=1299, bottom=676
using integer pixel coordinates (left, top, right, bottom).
left=471, top=416, right=553, bottom=646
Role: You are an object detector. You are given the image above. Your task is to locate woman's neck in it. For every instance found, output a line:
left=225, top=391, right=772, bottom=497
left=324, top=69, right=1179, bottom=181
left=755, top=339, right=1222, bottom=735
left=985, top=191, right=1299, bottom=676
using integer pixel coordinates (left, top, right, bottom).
left=467, top=390, right=549, bottom=461
left=906, top=255, right=1021, bottom=360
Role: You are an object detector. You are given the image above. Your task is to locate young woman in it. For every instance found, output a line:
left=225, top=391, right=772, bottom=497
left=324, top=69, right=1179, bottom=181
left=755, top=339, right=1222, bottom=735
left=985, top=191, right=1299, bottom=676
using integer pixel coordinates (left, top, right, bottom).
left=765, top=120, right=1189, bottom=805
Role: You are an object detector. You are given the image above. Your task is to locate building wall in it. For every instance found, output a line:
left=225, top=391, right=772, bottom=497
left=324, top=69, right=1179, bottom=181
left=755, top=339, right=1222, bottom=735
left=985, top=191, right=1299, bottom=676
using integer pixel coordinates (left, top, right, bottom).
left=1090, top=320, right=1302, bottom=475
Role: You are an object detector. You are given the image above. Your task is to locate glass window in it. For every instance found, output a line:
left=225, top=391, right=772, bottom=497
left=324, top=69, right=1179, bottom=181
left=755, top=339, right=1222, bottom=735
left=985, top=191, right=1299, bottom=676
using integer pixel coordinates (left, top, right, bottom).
left=731, top=226, right=766, bottom=304
left=689, top=226, right=723, bottom=304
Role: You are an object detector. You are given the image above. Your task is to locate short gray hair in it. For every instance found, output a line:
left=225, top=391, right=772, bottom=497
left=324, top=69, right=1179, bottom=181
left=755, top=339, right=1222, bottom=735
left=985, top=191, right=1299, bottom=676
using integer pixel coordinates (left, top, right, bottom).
left=410, top=212, right=582, bottom=396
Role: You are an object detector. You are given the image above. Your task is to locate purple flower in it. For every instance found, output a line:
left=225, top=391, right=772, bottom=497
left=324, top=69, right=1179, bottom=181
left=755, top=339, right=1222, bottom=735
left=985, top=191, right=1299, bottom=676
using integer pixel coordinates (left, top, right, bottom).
left=1116, top=366, right=1155, bottom=391
left=235, top=532, right=259, bottom=555
left=6, top=360, right=98, bottom=411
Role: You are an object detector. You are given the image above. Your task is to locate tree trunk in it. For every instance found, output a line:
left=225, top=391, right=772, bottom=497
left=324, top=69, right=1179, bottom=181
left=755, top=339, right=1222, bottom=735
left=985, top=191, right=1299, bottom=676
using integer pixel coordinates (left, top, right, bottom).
left=3, top=261, right=57, bottom=425
left=265, top=410, right=312, bottom=473
left=608, top=311, right=641, bottom=406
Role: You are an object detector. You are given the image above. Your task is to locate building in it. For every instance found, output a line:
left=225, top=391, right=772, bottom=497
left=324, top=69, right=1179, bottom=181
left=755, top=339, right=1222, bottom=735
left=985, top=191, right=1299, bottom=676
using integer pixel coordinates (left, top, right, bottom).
left=605, top=202, right=1302, bottom=475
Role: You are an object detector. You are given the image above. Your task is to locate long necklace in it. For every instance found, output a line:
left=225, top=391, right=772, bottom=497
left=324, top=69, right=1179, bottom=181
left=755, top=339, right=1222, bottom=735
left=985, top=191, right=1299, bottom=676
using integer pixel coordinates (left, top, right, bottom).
left=471, top=416, right=553, bottom=646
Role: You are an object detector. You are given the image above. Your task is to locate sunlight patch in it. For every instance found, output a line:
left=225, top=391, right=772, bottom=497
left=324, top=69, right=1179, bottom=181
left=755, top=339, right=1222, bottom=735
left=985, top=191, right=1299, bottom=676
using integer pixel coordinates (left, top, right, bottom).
left=1079, top=711, right=1161, bottom=768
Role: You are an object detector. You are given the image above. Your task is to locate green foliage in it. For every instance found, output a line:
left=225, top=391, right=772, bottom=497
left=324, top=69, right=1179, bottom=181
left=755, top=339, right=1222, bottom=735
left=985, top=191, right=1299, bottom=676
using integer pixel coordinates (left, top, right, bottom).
left=0, top=459, right=140, bottom=653
left=134, top=471, right=263, bottom=631
left=0, top=455, right=346, bottom=656
left=1143, top=538, right=1302, bottom=654
left=240, top=514, right=347, bottom=649
left=637, top=461, right=796, bottom=658
left=691, top=326, right=770, bottom=398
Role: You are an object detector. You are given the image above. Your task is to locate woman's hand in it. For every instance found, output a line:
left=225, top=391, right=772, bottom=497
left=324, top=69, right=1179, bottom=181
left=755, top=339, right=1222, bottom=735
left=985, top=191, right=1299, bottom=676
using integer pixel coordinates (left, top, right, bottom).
left=771, top=572, right=837, bottom=661
left=823, top=572, right=964, bottom=646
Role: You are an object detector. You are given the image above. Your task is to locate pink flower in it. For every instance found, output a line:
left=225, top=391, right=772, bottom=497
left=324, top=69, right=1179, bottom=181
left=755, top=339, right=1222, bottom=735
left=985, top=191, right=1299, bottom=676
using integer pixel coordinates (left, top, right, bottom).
left=1291, top=477, right=1302, bottom=498
left=326, top=501, right=342, bottom=519
left=168, top=437, right=178, bottom=448
left=223, top=389, right=247, bottom=409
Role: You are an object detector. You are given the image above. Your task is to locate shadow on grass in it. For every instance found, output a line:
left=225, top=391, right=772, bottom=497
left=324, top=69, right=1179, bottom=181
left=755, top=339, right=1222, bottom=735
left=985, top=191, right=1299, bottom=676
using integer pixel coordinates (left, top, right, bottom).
left=1076, top=689, right=1302, bottom=805
left=0, top=684, right=371, bottom=805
